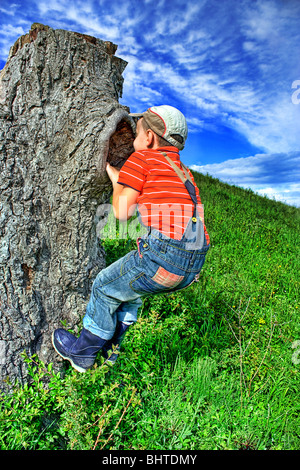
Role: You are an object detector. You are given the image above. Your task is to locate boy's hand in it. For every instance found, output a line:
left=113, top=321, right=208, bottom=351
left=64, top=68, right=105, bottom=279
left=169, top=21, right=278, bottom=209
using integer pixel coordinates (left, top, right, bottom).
left=106, top=163, right=120, bottom=186
left=106, top=163, right=139, bottom=221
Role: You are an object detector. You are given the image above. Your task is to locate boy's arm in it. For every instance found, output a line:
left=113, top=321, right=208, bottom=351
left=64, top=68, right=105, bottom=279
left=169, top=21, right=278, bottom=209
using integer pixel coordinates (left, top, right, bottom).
left=106, top=163, right=140, bottom=221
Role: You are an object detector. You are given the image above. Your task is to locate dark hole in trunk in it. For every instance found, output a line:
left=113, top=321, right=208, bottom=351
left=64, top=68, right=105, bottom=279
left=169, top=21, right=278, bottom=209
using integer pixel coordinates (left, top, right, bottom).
left=107, top=119, right=135, bottom=169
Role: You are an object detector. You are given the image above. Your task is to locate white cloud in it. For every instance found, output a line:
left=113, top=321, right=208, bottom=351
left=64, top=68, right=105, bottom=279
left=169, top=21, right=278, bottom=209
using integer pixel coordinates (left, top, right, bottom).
left=0, top=3, right=19, bottom=16
left=38, top=0, right=63, bottom=15
left=0, top=0, right=299, bottom=213
left=252, top=184, right=300, bottom=207
left=191, top=151, right=300, bottom=207
left=0, top=24, right=25, bottom=36
left=0, top=23, right=28, bottom=63
left=187, top=117, right=205, bottom=132
left=159, top=1, right=300, bottom=154
left=124, top=0, right=300, bottom=153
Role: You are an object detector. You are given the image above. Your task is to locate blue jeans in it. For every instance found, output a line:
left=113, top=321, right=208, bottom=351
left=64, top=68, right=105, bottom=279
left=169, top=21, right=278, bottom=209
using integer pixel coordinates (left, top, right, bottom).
left=83, top=225, right=209, bottom=340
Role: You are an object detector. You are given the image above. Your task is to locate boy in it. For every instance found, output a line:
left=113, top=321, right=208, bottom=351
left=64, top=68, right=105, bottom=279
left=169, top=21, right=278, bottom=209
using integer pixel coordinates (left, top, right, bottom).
left=52, top=105, right=210, bottom=372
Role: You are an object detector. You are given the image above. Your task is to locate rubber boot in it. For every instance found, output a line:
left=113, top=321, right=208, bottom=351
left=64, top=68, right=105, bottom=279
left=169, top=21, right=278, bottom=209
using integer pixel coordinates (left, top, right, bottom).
left=52, top=327, right=107, bottom=372
left=102, top=322, right=131, bottom=365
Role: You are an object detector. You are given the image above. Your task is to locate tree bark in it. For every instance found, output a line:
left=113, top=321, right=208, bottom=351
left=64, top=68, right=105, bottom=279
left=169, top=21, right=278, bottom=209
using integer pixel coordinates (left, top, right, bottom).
left=0, top=24, right=135, bottom=389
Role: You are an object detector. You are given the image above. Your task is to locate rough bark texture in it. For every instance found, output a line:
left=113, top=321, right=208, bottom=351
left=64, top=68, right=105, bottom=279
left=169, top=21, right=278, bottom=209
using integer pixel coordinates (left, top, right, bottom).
left=0, top=24, right=135, bottom=389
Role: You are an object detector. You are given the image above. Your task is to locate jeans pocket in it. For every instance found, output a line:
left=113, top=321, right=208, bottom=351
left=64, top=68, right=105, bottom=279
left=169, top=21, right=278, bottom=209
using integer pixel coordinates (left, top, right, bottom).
left=130, top=266, right=184, bottom=295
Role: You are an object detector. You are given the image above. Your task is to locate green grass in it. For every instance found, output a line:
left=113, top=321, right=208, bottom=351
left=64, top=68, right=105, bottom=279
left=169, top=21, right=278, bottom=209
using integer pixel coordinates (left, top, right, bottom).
left=0, top=171, right=299, bottom=450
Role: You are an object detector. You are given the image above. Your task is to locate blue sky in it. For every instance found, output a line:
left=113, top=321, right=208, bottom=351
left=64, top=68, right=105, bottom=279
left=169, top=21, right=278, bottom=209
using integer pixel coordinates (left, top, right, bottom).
left=1, top=0, right=300, bottom=206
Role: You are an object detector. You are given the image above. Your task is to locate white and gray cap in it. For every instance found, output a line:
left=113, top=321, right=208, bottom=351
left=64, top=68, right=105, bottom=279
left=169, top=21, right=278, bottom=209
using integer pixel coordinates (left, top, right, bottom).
left=130, top=105, right=188, bottom=150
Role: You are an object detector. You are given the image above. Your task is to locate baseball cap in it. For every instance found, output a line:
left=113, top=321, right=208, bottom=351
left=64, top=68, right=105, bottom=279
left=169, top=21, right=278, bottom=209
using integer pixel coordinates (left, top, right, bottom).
left=130, top=105, right=188, bottom=150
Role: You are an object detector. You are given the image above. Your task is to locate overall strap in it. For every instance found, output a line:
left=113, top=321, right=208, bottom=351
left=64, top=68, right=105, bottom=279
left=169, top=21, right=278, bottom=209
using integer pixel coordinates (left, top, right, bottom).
left=159, top=151, right=198, bottom=222
left=159, top=151, right=192, bottom=184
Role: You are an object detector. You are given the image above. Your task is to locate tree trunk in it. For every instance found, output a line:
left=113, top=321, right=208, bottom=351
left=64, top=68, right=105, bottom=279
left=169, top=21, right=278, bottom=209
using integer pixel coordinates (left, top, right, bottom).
left=0, top=24, right=135, bottom=389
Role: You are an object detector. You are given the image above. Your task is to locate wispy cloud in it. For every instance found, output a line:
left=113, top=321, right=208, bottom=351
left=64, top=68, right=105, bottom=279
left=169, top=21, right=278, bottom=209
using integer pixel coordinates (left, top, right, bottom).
left=0, top=0, right=299, bottom=206
left=191, top=152, right=300, bottom=207
left=119, top=0, right=300, bottom=157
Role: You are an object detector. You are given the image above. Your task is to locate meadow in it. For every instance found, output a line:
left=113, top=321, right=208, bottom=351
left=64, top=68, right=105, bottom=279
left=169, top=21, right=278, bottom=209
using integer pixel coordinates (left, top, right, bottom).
left=0, top=171, right=299, bottom=450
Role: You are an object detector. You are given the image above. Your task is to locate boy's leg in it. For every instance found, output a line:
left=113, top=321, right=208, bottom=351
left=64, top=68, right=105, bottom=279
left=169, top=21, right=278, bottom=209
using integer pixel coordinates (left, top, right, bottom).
left=100, top=297, right=142, bottom=364
left=52, top=251, right=143, bottom=371
left=82, top=251, right=143, bottom=339
left=102, top=320, right=132, bottom=364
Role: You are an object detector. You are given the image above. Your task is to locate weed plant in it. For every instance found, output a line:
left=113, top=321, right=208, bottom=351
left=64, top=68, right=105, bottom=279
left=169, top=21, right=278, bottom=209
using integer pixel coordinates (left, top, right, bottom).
left=0, top=172, right=299, bottom=450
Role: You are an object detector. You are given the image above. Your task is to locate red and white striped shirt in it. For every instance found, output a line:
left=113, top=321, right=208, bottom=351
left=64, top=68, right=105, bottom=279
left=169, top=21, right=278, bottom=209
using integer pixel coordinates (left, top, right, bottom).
left=118, top=146, right=210, bottom=244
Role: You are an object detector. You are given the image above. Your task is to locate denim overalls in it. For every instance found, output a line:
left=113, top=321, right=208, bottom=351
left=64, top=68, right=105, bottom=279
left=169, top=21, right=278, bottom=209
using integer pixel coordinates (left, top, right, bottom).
left=83, top=154, right=210, bottom=340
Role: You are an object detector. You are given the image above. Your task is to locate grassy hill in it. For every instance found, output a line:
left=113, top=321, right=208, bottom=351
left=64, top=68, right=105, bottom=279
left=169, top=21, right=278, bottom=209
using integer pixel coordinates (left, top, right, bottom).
left=1, top=171, right=299, bottom=450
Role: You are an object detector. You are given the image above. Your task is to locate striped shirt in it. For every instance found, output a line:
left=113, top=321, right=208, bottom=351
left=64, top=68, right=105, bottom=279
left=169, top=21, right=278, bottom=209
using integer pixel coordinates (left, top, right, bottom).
left=118, top=146, right=210, bottom=244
